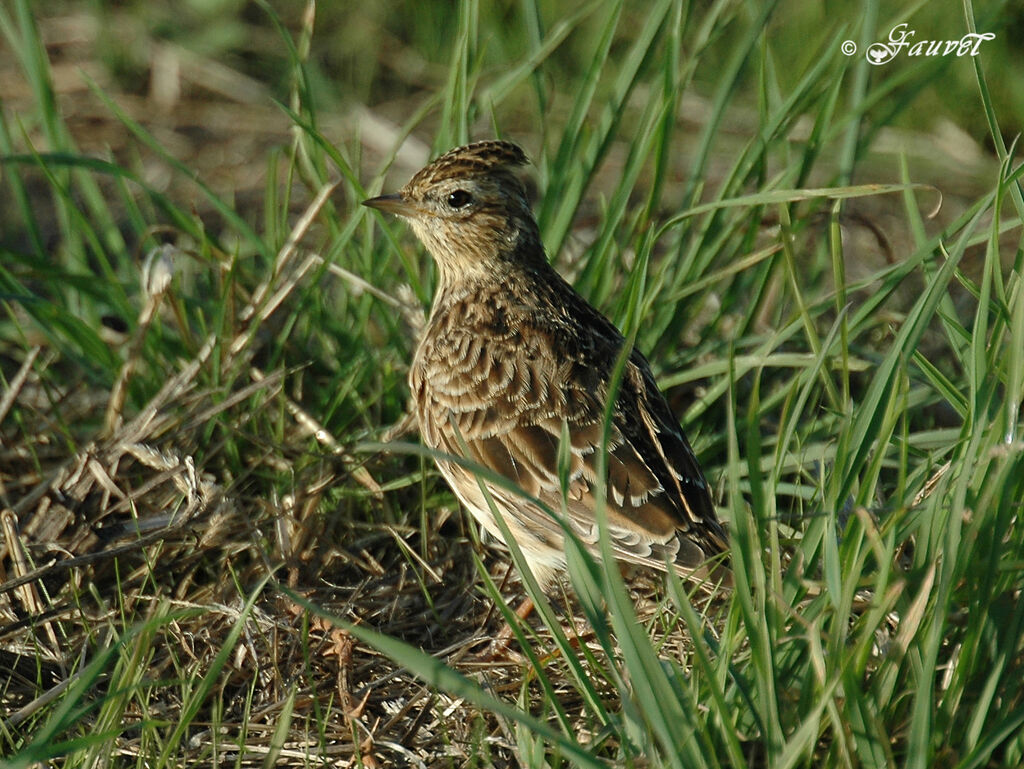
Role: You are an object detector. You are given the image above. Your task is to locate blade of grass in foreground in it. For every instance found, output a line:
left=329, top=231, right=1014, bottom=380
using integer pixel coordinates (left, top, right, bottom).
left=588, top=229, right=717, bottom=769
left=155, top=575, right=272, bottom=768
left=282, top=587, right=606, bottom=769
left=5, top=603, right=212, bottom=767
left=834, top=215, right=981, bottom=510
left=724, top=352, right=782, bottom=759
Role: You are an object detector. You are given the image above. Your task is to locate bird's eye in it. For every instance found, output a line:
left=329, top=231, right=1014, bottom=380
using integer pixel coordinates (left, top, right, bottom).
left=446, top=189, right=473, bottom=209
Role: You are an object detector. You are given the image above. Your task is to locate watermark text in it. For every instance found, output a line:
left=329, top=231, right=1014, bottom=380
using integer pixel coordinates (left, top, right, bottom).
left=842, top=23, right=995, bottom=65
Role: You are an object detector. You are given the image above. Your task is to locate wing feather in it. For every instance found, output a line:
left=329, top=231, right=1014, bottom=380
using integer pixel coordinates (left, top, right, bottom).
left=413, top=308, right=728, bottom=579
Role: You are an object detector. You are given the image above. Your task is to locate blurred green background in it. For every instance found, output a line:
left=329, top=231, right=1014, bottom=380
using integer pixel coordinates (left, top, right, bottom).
left=75, top=0, right=1023, bottom=140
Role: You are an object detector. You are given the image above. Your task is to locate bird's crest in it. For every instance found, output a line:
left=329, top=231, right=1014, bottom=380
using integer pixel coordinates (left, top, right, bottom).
left=408, top=140, right=529, bottom=189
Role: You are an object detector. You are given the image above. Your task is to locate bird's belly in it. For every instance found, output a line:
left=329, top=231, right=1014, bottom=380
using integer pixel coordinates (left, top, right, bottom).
left=433, top=455, right=565, bottom=587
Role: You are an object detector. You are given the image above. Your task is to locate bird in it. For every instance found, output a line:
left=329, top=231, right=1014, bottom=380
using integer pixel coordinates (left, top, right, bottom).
left=363, top=140, right=729, bottom=593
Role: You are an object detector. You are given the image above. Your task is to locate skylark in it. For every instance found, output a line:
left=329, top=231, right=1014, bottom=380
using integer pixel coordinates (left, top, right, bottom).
left=364, top=140, right=728, bottom=590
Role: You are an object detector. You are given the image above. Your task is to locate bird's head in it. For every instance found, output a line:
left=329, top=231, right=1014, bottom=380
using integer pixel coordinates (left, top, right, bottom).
left=363, top=141, right=543, bottom=288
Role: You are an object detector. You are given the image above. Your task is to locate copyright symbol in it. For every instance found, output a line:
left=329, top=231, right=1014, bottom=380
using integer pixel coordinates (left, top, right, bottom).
left=841, top=40, right=857, bottom=56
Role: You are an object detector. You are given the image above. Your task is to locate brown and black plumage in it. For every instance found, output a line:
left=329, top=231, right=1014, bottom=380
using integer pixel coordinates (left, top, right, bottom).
left=364, top=140, right=728, bottom=589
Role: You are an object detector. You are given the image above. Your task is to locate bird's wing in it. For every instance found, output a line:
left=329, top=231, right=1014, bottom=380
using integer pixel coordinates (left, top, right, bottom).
left=414, top=321, right=727, bottom=575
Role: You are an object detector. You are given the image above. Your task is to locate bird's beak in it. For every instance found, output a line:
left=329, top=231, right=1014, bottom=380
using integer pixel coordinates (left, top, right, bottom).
left=362, top=192, right=415, bottom=216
